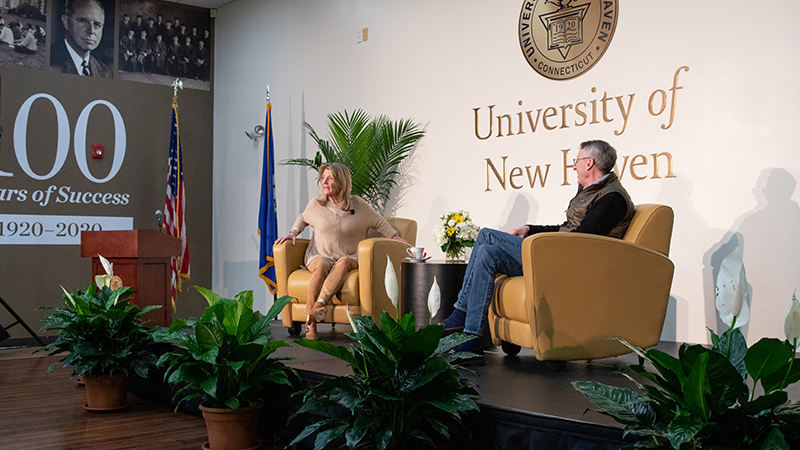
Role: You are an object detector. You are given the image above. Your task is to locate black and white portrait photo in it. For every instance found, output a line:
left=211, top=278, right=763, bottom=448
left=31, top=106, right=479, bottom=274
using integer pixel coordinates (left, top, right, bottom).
left=50, top=0, right=115, bottom=78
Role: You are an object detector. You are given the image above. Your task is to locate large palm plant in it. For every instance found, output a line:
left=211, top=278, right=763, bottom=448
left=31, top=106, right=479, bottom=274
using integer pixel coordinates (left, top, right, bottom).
left=282, top=109, right=425, bottom=213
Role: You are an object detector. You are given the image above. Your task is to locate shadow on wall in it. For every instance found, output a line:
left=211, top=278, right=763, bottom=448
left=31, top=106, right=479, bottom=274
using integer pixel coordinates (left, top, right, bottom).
left=425, top=195, right=451, bottom=258
left=223, top=258, right=268, bottom=313
left=703, top=168, right=800, bottom=342
left=657, top=174, right=707, bottom=342
left=384, top=143, right=421, bottom=218
left=281, top=92, right=311, bottom=237
left=284, top=96, right=297, bottom=232
left=384, top=120, right=429, bottom=218
left=301, top=92, right=308, bottom=205
left=499, top=193, right=538, bottom=231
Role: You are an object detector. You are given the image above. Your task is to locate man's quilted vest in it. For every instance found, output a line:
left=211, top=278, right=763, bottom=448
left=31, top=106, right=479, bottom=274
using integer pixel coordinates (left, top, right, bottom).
left=559, top=172, right=635, bottom=239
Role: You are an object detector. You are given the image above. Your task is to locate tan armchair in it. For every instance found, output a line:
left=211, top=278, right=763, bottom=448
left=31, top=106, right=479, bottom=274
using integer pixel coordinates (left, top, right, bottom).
left=487, top=204, right=675, bottom=363
left=274, top=218, right=417, bottom=335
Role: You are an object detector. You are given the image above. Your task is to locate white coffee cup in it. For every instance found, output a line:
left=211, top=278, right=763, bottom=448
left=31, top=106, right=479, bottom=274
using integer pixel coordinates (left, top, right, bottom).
left=406, top=247, right=425, bottom=259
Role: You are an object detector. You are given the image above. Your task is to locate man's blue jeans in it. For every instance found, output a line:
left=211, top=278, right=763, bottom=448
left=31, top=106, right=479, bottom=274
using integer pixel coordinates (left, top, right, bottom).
left=454, top=228, right=524, bottom=336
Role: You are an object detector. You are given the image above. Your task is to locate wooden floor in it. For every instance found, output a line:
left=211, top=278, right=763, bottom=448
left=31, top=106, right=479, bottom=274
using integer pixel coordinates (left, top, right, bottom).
left=0, top=347, right=217, bottom=450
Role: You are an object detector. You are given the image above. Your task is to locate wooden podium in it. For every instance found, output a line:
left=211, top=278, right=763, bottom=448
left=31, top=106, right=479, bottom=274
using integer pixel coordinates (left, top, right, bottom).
left=80, top=230, right=181, bottom=327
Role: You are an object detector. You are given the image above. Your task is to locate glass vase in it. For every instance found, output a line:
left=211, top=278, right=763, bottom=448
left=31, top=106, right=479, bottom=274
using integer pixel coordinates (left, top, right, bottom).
left=445, top=246, right=465, bottom=262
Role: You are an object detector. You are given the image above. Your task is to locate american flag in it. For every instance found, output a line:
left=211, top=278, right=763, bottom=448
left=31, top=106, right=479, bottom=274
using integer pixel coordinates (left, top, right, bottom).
left=164, top=96, right=190, bottom=308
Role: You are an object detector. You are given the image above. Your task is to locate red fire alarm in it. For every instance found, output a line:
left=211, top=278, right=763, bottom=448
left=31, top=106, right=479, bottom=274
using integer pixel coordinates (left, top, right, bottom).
left=92, top=144, right=104, bottom=159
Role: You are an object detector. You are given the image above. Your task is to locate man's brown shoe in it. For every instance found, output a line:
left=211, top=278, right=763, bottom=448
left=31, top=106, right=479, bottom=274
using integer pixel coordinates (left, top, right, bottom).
left=305, top=319, right=318, bottom=340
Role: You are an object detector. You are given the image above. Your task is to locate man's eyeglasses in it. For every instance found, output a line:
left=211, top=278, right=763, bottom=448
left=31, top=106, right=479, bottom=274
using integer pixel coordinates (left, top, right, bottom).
left=573, top=157, right=592, bottom=165
left=70, top=16, right=104, bottom=31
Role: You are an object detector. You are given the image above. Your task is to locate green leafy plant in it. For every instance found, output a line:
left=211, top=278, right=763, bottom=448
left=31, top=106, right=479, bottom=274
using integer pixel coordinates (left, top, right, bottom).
left=282, top=109, right=425, bottom=213
left=572, top=247, right=800, bottom=450
left=290, top=311, right=479, bottom=450
left=155, top=287, right=296, bottom=409
left=573, top=328, right=800, bottom=449
left=39, top=285, right=160, bottom=378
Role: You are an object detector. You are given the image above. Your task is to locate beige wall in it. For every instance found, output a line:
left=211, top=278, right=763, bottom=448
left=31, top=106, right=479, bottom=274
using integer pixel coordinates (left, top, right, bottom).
left=213, top=0, right=800, bottom=345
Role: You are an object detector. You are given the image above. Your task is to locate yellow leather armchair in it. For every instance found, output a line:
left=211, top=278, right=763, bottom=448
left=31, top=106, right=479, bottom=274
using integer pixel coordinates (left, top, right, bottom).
left=274, top=218, right=417, bottom=335
left=488, top=204, right=675, bottom=362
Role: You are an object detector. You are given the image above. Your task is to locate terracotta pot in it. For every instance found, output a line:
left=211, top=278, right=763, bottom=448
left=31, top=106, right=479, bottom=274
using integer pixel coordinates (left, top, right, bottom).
left=83, top=373, right=129, bottom=411
left=199, top=403, right=263, bottom=450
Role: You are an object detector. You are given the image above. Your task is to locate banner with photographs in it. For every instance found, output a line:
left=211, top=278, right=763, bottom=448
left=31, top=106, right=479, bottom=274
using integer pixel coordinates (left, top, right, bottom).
left=0, top=0, right=211, bottom=90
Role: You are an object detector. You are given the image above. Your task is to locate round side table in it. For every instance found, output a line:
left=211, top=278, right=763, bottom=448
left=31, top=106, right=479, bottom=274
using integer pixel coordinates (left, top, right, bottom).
left=400, top=259, right=467, bottom=330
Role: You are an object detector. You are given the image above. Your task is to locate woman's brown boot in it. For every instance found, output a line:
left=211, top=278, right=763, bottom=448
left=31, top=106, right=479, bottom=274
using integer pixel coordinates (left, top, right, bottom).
left=305, top=318, right=318, bottom=340
left=311, top=300, right=327, bottom=322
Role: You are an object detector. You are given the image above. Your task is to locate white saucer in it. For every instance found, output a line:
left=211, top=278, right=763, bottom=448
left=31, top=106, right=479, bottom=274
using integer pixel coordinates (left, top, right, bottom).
left=404, top=256, right=431, bottom=263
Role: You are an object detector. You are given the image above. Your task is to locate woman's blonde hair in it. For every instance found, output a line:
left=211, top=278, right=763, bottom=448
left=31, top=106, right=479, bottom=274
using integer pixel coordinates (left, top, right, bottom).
left=316, top=162, right=352, bottom=210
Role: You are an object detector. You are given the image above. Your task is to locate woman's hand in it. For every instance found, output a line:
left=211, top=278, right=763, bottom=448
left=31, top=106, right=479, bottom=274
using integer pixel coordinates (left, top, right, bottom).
left=391, top=235, right=408, bottom=244
left=275, top=230, right=297, bottom=245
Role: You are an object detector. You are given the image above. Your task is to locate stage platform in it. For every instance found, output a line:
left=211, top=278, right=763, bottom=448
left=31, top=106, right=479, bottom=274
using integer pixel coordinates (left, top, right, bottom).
left=269, top=322, right=667, bottom=449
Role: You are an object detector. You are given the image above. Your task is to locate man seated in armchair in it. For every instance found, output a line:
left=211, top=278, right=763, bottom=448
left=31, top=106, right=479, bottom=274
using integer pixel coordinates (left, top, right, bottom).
left=442, top=139, right=635, bottom=353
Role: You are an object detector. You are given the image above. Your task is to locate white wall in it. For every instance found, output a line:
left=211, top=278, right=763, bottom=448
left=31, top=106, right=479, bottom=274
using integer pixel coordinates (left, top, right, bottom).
left=213, top=0, right=800, bottom=346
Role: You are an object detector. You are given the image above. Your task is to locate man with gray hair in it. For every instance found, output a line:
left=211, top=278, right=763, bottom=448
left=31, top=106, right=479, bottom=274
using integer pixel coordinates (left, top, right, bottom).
left=442, top=139, right=635, bottom=354
left=50, top=0, right=113, bottom=78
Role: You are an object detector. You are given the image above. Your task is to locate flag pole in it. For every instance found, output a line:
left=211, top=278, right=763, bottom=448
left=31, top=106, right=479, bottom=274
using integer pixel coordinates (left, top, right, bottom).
left=265, top=85, right=276, bottom=303
left=166, top=78, right=189, bottom=311
left=258, top=84, right=279, bottom=298
left=174, top=78, right=183, bottom=305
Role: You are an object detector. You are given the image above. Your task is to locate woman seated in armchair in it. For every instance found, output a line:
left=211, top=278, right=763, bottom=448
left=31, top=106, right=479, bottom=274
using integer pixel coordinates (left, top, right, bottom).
left=275, top=162, right=407, bottom=339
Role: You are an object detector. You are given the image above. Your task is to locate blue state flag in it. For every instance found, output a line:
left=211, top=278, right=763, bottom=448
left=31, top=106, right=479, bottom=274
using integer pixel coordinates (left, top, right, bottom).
left=258, top=102, right=278, bottom=294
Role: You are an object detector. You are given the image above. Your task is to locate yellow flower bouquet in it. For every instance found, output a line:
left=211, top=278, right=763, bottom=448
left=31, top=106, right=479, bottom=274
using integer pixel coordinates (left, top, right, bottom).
left=432, top=210, right=480, bottom=261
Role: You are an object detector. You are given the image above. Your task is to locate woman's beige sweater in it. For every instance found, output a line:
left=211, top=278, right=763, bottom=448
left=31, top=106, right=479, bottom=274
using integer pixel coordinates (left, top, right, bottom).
left=292, top=195, right=398, bottom=265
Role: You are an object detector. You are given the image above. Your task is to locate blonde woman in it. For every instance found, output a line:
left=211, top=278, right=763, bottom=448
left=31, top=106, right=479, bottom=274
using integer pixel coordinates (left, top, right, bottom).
left=275, top=162, right=407, bottom=339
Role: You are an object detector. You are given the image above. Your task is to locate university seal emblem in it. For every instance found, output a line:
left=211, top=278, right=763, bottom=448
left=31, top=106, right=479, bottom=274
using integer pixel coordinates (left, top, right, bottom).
left=518, top=0, right=617, bottom=80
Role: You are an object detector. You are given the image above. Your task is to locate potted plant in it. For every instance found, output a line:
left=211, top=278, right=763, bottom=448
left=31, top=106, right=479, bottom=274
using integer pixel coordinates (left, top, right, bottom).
left=156, top=287, right=295, bottom=450
left=572, top=247, right=800, bottom=449
left=39, top=283, right=160, bottom=411
left=282, top=108, right=425, bottom=213
left=289, top=311, right=479, bottom=450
